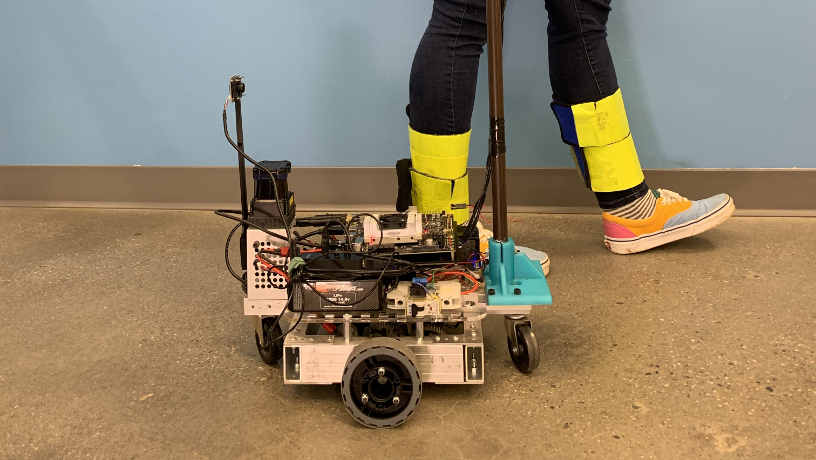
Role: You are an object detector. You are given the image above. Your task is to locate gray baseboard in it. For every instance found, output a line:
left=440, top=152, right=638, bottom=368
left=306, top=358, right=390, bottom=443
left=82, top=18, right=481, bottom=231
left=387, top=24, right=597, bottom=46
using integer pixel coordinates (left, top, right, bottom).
left=1, top=165, right=814, bottom=216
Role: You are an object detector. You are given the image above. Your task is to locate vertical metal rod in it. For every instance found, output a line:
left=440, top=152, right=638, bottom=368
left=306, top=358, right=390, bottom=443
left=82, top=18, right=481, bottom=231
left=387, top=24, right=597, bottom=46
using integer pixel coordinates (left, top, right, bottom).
left=235, top=98, right=249, bottom=223
left=486, top=0, right=508, bottom=241
left=230, top=75, right=249, bottom=270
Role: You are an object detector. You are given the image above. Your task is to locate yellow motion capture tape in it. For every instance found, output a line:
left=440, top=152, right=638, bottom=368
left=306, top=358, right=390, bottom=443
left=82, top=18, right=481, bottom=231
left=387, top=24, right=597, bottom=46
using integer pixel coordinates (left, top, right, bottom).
left=572, top=88, right=631, bottom=147
left=583, top=135, right=645, bottom=192
left=409, top=126, right=470, bottom=178
left=409, top=126, right=470, bottom=224
left=410, top=171, right=469, bottom=223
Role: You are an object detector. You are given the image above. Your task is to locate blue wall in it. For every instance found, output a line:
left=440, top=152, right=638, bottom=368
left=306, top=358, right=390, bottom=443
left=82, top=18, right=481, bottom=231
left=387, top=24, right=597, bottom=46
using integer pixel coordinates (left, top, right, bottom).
left=1, top=0, right=814, bottom=168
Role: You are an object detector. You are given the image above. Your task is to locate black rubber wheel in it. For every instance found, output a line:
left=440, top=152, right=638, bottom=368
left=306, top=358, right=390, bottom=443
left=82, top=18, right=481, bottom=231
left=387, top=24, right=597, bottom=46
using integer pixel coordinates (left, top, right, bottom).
left=255, top=317, right=283, bottom=365
left=341, top=338, right=421, bottom=428
left=507, top=324, right=540, bottom=373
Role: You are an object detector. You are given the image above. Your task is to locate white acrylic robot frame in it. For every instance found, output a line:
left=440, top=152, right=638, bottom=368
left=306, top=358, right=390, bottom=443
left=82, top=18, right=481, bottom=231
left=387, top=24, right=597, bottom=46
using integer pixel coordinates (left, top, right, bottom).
left=243, top=210, right=539, bottom=428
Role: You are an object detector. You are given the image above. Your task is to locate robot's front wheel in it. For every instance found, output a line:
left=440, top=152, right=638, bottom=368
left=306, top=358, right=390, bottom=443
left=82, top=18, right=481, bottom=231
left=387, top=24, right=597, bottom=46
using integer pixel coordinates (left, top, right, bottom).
left=507, top=324, right=540, bottom=373
left=255, top=316, right=283, bottom=365
left=340, top=338, right=421, bottom=428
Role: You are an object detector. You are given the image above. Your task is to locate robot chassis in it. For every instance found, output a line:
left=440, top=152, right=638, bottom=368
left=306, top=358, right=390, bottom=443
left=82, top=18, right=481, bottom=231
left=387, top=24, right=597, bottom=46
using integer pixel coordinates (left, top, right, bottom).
left=243, top=212, right=547, bottom=429
left=220, top=0, right=553, bottom=428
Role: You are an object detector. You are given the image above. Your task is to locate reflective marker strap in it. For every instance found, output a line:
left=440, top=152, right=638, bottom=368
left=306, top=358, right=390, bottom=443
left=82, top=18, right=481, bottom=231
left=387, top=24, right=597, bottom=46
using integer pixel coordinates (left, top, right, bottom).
left=408, top=125, right=471, bottom=224
left=410, top=171, right=470, bottom=223
left=409, top=125, right=470, bottom=179
left=583, top=135, right=645, bottom=192
left=551, top=88, right=630, bottom=148
left=552, top=104, right=579, bottom=145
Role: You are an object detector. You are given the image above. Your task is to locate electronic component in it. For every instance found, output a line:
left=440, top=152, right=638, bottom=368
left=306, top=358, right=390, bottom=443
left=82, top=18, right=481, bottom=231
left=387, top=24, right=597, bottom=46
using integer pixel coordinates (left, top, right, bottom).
left=361, top=207, right=456, bottom=257
left=217, top=58, right=548, bottom=430
left=386, top=280, right=462, bottom=318
left=291, top=280, right=384, bottom=312
left=249, top=160, right=296, bottom=229
left=246, top=229, right=289, bottom=301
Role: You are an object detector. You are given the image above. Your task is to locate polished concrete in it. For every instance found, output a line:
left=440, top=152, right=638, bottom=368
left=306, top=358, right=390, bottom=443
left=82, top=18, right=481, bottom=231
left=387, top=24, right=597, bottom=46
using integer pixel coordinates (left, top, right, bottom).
left=1, top=208, right=814, bottom=459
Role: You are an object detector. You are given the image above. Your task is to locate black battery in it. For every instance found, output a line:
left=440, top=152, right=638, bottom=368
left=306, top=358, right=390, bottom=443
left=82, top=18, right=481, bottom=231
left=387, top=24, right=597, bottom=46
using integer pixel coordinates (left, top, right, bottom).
left=291, top=280, right=384, bottom=312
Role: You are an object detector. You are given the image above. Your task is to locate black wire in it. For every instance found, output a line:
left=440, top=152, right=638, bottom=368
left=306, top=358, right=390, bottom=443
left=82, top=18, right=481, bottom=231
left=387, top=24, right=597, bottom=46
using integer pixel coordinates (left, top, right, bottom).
left=222, top=104, right=296, bottom=255
left=224, top=223, right=245, bottom=283
left=214, top=210, right=321, bottom=248
left=256, top=251, right=288, bottom=270
left=276, top=312, right=303, bottom=342
left=459, top=154, right=492, bottom=246
left=299, top=253, right=398, bottom=307
left=299, top=250, right=421, bottom=272
left=263, top=290, right=303, bottom=344
left=321, top=219, right=353, bottom=252
left=349, top=213, right=383, bottom=252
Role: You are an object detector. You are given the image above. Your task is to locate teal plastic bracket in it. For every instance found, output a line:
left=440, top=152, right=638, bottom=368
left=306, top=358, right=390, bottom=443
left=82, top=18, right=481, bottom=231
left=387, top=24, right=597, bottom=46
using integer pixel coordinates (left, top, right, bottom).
left=484, top=237, right=553, bottom=306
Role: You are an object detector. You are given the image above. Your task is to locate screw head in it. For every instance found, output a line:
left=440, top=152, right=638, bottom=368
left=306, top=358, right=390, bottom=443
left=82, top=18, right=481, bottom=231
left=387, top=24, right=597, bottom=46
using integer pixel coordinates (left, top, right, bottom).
left=512, top=347, right=519, bottom=355
left=378, top=367, right=385, bottom=376
left=392, top=396, right=400, bottom=405
left=434, top=336, right=441, bottom=342
left=361, top=394, right=369, bottom=404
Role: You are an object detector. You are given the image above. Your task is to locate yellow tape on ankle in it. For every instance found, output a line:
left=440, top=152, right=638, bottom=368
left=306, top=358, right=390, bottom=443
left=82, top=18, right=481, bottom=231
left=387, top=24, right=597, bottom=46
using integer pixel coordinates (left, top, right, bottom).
left=584, top=135, right=645, bottom=192
left=409, top=126, right=470, bottom=224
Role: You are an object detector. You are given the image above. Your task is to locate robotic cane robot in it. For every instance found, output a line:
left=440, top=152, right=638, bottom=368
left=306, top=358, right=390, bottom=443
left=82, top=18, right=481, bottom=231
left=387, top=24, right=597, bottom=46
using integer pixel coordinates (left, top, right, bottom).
left=216, top=0, right=552, bottom=428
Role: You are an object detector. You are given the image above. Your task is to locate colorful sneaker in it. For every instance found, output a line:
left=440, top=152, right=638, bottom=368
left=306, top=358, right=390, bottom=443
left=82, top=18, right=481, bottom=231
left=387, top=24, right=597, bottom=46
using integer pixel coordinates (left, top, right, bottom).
left=602, top=189, right=735, bottom=254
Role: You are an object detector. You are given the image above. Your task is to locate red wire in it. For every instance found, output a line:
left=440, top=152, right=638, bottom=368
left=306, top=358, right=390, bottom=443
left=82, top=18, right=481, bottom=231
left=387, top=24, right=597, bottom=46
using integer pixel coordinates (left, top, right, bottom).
left=256, top=254, right=272, bottom=268
left=434, top=271, right=479, bottom=294
left=256, top=255, right=290, bottom=282
left=271, top=267, right=290, bottom=282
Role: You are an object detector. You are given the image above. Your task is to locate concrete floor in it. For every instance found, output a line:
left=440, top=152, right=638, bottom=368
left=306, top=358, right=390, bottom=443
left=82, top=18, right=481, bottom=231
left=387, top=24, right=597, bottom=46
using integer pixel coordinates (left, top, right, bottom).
left=1, top=208, right=814, bottom=459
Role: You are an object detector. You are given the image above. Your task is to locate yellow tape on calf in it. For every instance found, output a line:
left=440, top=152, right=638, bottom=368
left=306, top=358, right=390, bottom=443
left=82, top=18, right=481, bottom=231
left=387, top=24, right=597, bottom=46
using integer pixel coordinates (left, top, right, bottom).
left=572, top=89, right=630, bottom=147
left=409, top=125, right=470, bottom=223
left=410, top=171, right=469, bottom=224
left=584, top=135, right=644, bottom=192
left=409, top=126, right=470, bottom=179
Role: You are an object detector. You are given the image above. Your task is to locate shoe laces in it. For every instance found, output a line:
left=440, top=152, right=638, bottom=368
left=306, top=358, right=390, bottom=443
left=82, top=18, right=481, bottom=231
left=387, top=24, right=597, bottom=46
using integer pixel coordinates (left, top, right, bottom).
left=655, top=188, right=688, bottom=205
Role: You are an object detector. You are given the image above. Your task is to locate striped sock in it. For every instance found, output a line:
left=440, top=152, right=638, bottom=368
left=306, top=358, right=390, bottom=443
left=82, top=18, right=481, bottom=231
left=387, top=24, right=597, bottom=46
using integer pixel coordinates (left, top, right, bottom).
left=607, top=189, right=657, bottom=220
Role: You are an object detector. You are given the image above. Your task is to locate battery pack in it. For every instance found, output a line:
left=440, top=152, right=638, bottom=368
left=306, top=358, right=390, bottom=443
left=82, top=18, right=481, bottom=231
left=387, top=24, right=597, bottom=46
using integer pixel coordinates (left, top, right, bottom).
left=291, top=280, right=384, bottom=312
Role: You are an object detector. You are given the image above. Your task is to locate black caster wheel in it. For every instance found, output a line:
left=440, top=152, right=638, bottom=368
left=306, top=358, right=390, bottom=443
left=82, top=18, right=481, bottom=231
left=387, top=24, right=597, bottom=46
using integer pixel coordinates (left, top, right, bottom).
left=255, top=316, right=283, bottom=365
left=507, top=324, right=540, bottom=373
left=341, top=338, right=421, bottom=428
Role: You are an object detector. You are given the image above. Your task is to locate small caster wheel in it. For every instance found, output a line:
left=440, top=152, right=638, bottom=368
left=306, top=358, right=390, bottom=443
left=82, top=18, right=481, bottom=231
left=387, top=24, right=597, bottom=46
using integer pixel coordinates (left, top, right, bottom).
left=507, top=324, right=540, bottom=373
left=341, top=338, right=421, bottom=428
left=255, top=316, right=283, bottom=365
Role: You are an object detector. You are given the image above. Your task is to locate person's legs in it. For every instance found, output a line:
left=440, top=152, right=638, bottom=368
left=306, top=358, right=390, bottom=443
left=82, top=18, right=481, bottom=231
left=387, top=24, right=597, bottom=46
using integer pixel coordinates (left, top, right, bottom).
left=545, top=0, right=650, bottom=211
left=409, top=0, right=487, bottom=136
left=545, top=0, right=734, bottom=253
left=408, top=1, right=551, bottom=274
left=406, top=0, right=488, bottom=225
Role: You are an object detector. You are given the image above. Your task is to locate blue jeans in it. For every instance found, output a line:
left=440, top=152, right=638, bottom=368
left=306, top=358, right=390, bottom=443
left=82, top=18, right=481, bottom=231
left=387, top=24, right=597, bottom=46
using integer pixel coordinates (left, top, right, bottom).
left=409, top=0, right=646, bottom=208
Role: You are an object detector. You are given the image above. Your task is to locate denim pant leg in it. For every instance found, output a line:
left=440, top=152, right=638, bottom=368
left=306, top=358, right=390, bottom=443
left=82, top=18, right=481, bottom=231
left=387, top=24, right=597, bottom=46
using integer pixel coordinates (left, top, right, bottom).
left=409, top=0, right=647, bottom=206
left=547, top=0, right=647, bottom=206
left=409, top=0, right=488, bottom=136
left=545, top=0, right=619, bottom=104
left=410, top=0, right=618, bottom=129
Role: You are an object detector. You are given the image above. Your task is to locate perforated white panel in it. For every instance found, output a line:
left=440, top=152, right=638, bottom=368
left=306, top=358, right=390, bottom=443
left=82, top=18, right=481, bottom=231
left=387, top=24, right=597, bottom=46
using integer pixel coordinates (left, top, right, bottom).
left=246, top=229, right=289, bottom=301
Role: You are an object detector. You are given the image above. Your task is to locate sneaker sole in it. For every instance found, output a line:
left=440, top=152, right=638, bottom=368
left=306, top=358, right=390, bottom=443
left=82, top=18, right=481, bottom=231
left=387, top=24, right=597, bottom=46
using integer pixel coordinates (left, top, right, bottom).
left=604, top=196, right=735, bottom=255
